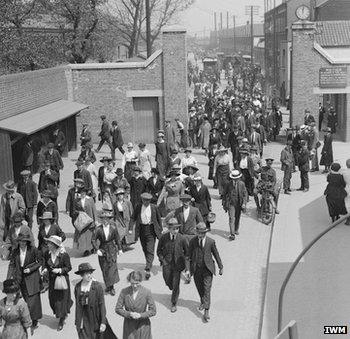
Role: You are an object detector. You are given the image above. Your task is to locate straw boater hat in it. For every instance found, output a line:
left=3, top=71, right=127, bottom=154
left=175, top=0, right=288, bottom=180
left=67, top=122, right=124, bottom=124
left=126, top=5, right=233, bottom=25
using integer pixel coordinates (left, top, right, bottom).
left=2, top=279, right=20, bottom=294
left=166, top=218, right=181, bottom=229
left=44, top=235, right=62, bottom=247
left=229, top=169, right=242, bottom=179
left=3, top=180, right=15, bottom=192
left=115, top=188, right=125, bottom=195
left=140, top=192, right=152, bottom=200
left=75, top=262, right=95, bottom=275
left=39, top=211, right=54, bottom=220
left=196, top=222, right=209, bottom=233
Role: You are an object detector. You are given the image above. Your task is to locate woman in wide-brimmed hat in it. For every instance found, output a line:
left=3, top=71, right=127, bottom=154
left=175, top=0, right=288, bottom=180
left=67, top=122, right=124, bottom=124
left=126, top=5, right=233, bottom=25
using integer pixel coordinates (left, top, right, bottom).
left=239, top=148, right=256, bottom=196
left=92, top=209, right=122, bottom=296
left=320, top=127, right=333, bottom=173
left=41, top=235, right=73, bottom=331
left=138, top=142, right=152, bottom=179
left=0, top=279, right=32, bottom=338
left=8, top=232, right=42, bottom=334
left=213, top=146, right=231, bottom=197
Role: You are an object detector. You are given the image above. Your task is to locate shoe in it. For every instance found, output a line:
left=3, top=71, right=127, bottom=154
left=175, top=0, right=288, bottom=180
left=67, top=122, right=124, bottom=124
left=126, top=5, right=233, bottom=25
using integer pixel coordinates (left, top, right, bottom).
left=287, top=188, right=292, bottom=192
left=145, top=271, right=151, bottom=280
left=171, top=305, right=177, bottom=313
left=228, top=234, right=235, bottom=241
left=203, top=310, right=210, bottom=322
left=198, top=304, right=204, bottom=311
left=234, top=230, right=239, bottom=235
left=83, top=250, right=90, bottom=257
left=296, top=187, right=304, bottom=191
left=57, top=319, right=64, bottom=331
left=110, top=288, right=116, bottom=296
left=303, top=189, right=309, bottom=192
left=284, top=190, right=291, bottom=195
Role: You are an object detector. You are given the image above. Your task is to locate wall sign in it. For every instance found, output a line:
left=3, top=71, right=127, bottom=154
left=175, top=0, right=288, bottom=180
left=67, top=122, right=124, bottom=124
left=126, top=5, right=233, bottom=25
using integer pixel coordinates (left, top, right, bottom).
left=319, top=67, right=347, bottom=88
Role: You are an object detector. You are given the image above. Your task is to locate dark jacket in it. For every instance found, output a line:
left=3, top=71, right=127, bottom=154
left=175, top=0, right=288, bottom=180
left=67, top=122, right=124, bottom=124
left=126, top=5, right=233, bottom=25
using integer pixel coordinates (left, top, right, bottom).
left=74, top=280, right=106, bottom=331
left=222, top=179, right=248, bottom=209
left=74, top=169, right=93, bottom=194
left=298, top=148, right=310, bottom=172
left=324, top=173, right=347, bottom=199
left=131, top=204, right=162, bottom=240
left=8, top=246, right=41, bottom=296
left=188, top=236, right=223, bottom=275
left=189, top=184, right=211, bottom=217
left=147, top=177, right=165, bottom=204
left=166, top=206, right=203, bottom=236
left=17, top=179, right=38, bottom=208
left=99, top=120, right=111, bottom=140
left=53, top=130, right=66, bottom=153
left=98, top=166, right=106, bottom=192
left=38, top=169, right=59, bottom=198
left=44, top=149, right=64, bottom=170
left=78, top=149, right=96, bottom=164
left=111, top=126, right=123, bottom=148
left=157, top=232, right=189, bottom=271
left=80, top=128, right=92, bottom=146
left=66, top=187, right=80, bottom=218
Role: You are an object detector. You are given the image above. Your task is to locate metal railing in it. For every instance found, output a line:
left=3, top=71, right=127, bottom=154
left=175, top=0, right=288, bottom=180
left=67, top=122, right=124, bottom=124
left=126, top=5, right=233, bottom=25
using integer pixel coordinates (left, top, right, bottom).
left=277, top=213, right=350, bottom=333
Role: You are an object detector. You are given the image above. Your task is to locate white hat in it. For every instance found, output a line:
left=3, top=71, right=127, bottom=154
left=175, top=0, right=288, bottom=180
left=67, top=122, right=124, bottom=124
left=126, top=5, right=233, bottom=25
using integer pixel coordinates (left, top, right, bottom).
left=229, top=170, right=242, bottom=179
left=127, top=142, right=133, bottom=148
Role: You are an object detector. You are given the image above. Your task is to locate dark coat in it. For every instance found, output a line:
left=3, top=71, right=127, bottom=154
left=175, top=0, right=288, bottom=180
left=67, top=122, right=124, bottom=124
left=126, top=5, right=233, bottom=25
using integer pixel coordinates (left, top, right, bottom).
left=222, top=179, right=248, bottom=209
left=38, top=169, right=59, bottom=198
left=320, top=134, right=333, bottom=166
left=131, top=204, right=162, bottom=240
left=53, top=130, right=66, bottom=153
left=147, top=177, right=165, bottom=204
left=74, top=169, right=93, bottom=193
left=99, top=120, right=111, bottom=140
left=17, top=179, right=38, bottom=208
left=129, top=176, right=148, bottom=208
left=8, top=246, right=41, bottom=297
left=298, top=148, right=310, bottom=172
left=98, top=166, right=106, bottom=192
left=80, top=128, right=92, bottom=147
left=22, top=143, right=34, bottom=168
left=74, top=280, right=106, bottom=331
left=111, top=126, right=123, bottom=148
left=38, top=223, right=66, bottom=252
left=36, top=199, right=58, bottom=223
left=324, top=173, right=347, bottom=199
left=66, top=187, right=80, bottom=218
left=44, top=149, right=64, bottom=170
left=189, top=184, right=211, bottom=217
left=188, top=236, right=223, bottom=275
left=157, top=232, right=189, bottom=271
left=166, top=206, right=203, bottom=236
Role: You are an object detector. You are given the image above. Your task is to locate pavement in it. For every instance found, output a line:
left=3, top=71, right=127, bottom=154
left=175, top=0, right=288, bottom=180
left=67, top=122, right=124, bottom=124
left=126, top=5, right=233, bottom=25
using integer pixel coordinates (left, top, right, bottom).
left=0, top=141, right=278, bottom=339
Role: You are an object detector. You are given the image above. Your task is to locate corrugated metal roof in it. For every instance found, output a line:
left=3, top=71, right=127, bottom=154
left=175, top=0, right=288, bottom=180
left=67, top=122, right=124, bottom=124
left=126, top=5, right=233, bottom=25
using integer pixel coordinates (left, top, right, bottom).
left=0, top=100, right=88, bottom=135
left=315, top=21, right=350, bottom=47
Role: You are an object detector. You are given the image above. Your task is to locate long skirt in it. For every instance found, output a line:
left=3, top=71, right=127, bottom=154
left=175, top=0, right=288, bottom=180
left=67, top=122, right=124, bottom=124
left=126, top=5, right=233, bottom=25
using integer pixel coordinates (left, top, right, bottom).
left=216, top=164, right=230, bottom=196
left=241, top=168, right=254, bottom=196
left=74, top=228, right=94, bottom=252
left=124, top=162, right=136, bottom=183
left=123, top=318, right=152, bottom=339
left=99, top=244, right=120, bottom=288
left=156, top=155, right=168, bottom=179
left=326, top=196, right=347, bottom=217
left=20, top=280, right=42, bottom=321
left=48, top=276, right=73, bottom=318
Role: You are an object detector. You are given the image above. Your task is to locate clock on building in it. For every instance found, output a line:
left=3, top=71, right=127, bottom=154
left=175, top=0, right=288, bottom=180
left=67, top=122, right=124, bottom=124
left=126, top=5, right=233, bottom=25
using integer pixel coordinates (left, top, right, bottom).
left=295, top=5, right=311, bottom=20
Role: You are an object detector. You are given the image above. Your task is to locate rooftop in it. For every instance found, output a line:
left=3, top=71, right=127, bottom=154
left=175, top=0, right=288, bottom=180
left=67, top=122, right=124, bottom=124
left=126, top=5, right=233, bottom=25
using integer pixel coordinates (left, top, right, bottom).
left=315, top=20, right=350, bottom=47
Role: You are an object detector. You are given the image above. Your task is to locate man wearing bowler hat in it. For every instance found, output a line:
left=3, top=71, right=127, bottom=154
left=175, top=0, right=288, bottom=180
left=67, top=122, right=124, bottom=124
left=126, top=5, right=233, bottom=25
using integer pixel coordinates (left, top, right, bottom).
left=130, top=192, right=162, bottom=280
left=96, top=115, right=112, bottom=153
left=188, top=222, right=223, bottom=322
left=157, top=218, right=189, bottom=313
left=222, top=170, right=248, bottom=241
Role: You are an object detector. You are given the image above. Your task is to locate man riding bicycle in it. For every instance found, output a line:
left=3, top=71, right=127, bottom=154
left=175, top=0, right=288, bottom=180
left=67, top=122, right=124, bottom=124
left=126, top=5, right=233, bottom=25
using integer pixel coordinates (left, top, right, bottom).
left=254, top=158, right=280, bottom=214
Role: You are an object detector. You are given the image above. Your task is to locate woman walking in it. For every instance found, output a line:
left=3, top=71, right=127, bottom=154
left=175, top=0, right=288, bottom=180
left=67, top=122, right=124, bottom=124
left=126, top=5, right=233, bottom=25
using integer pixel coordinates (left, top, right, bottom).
left=74, top=262, right=117, bottom=339
left=155, top=131, right=170, bottom=179
left=324, top=163, right=348, bottom=222
left=122, top=143, right=139, bottom=183
left=85, top=157, right=99, bottom=200
left=0, top=279, right=32, bottom=338
left=138, top=143, right=152, bottom=180
left=213, top=146, right=231, bottom=198
left=115, top=271, right=156, bottom=339
left=198, top=117, right=211, bottom=154
left=239, top=149, right=255, bottom=196
left=42, top=235, right=73, bottom=331
left=320, top=127, right=333, bottom=173
left=8, top=233, right=42, bottom=335
left=93, top=209, right=122, bottom=296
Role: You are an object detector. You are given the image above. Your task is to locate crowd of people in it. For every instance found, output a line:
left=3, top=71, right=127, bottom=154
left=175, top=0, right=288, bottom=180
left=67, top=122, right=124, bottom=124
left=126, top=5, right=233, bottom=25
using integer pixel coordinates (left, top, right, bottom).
left=0, top=55, right=349, bottom=338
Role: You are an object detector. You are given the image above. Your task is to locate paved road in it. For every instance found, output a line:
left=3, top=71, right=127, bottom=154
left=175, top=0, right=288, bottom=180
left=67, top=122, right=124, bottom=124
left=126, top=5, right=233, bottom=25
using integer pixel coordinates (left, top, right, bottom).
left=0, top=141, right=277, bottom=339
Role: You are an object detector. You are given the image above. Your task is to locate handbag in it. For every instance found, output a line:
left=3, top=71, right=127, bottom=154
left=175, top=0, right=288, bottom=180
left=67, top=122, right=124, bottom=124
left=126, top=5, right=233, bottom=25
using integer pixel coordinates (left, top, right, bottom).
left=54, top=275, right=68, bottom=290
left=74, top=211, right=93, bottom=232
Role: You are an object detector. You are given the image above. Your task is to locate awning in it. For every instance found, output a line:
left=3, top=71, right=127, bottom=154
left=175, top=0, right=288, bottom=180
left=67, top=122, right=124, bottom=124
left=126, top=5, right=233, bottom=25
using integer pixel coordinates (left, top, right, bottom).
left=0, top=100, right=88, bottom=135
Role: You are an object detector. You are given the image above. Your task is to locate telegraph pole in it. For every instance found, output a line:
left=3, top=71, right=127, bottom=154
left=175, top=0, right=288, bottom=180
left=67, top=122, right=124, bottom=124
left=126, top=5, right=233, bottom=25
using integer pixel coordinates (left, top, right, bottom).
left=245, top=5, right=259, bottom=65
left=214, top=12, right=218, bottom=47
left=233, top=15, right=236, bottom=53
left=145, top=0, right=152, bottom=57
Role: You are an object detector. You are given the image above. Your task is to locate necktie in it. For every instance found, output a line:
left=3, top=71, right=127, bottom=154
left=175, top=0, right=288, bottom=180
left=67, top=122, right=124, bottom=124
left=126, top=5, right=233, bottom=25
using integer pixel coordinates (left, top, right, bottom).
left=171, top=235, right=175, bottom=242
left=200, top=239, right=203, bottom=249
left=5, top=196, right=11, bottom=225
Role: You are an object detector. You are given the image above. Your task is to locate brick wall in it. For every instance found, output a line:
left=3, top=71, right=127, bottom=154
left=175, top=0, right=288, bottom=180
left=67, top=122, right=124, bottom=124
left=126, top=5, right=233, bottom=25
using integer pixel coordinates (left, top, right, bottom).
left=162, top=27, right=189, bottom=128
left=0, top=67, right=68, bottom=120
left=71, top=55, right=163, bottom=143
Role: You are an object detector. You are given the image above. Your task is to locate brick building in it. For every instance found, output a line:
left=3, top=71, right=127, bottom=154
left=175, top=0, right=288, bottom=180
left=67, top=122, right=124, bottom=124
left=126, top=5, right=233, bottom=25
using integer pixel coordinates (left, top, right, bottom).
left=0, top=26, right=188, bottom=185
left=291, top=20, right=350, bottom=141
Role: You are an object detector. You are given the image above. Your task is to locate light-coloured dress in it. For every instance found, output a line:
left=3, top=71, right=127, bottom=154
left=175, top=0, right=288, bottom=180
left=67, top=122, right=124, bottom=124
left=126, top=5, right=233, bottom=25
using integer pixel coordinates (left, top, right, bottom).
left=86, top=163, right=98, bottom=198
left=0, top=297, right=32, bottom=339
left=342, top=168, right=350, bottom=211
left=138, top=149, right=152, bottom=179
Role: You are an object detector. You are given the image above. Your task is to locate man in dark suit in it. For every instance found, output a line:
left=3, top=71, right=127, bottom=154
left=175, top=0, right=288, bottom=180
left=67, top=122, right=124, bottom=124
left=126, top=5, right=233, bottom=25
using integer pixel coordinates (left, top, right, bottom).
left=96, top=115, right=112, bottom=153
left=65, top=179, right=85, bottom=220
left=38, top=161, right=59, bottom=204
left=52, top=126, right=66, bottom=156
left=111, top=120, right=125, bottom=160
left=130, top=192, right=162, bottom=280
left=304, top=109, right=315, bottom=126
left=44, top=142, right=63, bottom=187
left=227, top=125, right=242, bottom=165
left=147, top=168, right=164, bottom=204
left=189, top=174, right=212, bottom=229
left=189, top=222, right=223, bottom=322
left=157, top=218, right=189, bottom=313
left=22, top=138, right=34, bottom=172
left=165, top=194, right=203, bottom=242
left=17, top=170, right=38, bottom=229
left=80, top=123, right=92, bottom=147
left=297, top=141, right=310, bottom=192
left=74, top=160, right=93, bottom=196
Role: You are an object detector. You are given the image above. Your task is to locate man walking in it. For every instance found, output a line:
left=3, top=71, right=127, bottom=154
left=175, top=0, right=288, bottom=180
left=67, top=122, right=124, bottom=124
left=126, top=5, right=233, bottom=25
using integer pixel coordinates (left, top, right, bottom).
left=297, top=141, right=310, bottom=192
left=222, top=170, right=248, bottom=241
left=188, top=222, right=223, bottom=322
left=44, top=142, right=63, bottom=187
left=280, top=140, right=294, bottom=194
left=130, top=192, right=162, bottom=280
left=96, top=115, right=112, bottom=153
left=157, top=218, right=189, bottom=313
left=111, top=120, right=125, bottom=160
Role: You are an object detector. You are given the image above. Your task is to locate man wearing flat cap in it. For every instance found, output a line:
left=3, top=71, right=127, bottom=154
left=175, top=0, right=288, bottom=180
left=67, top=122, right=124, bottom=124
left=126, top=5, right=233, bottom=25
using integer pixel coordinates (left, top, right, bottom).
left=17, top=170, right=38, bottom=229
left=96, top=115, right=112, bottom=153
left=157, top=218, right=189, bottom=313
left=130, top=192, right=162, bottom=280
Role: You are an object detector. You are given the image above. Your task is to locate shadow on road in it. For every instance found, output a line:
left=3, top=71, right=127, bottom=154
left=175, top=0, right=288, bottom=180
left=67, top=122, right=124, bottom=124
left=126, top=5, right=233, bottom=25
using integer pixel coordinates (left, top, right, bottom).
left=40, top=314, right=58, bottom=330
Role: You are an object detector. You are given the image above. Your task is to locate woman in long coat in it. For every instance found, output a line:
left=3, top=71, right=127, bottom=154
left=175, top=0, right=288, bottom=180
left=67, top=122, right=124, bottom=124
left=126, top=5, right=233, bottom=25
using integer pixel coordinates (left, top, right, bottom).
left=0, top=279, right=32, bottom=339
left=324, top=163, right=347, bottom=222
left=320, top=127, right=333, bottom=173
left=115, top=271, right=156, bottom=339
left=73, top=187, right=97, bottom=257
left=213, top=146, right=231, bottom=197
left=93, top=210, right=122, bottom=296
left=42, top=235, right=73, bottom=331
left=239, top=149, right=256, bottom=196
left=155, top=133, right=170, bottom=179
left=8, top=233, right=42, bottom=335
left=198, top=117, right=211, bottom=153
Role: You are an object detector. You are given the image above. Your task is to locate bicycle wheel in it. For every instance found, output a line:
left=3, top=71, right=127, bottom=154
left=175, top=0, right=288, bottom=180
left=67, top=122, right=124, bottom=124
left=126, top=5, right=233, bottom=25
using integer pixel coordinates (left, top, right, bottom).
left=262, top=199, right=275, bottom=225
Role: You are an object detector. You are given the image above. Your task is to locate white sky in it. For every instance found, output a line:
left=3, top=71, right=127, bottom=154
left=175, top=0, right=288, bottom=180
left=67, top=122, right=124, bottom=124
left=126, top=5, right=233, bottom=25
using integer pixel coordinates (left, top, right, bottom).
left=178, top=0, right=283, bottom=36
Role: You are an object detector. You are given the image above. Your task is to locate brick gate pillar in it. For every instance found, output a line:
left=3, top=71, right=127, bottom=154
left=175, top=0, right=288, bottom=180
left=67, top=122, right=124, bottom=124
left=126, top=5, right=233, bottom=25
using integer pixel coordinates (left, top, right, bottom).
left=291, top=21, right=319, bottom=127
left=162, top=26, right=189, bottom=128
